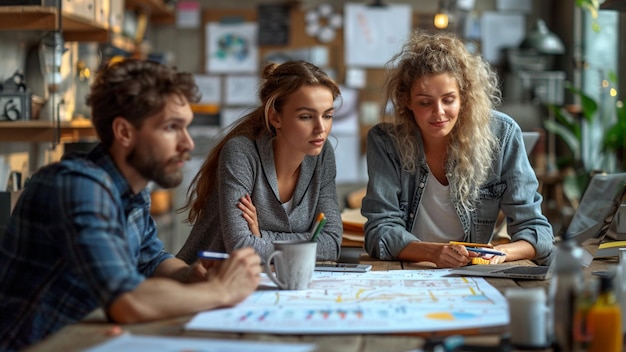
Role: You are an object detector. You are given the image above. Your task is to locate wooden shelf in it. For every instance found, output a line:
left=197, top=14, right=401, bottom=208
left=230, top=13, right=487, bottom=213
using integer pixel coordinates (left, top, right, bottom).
left=125, top=0, right=174, bottom=25
left=0, top=6, right=109, bottom=42
left=0, top=1, right=174, bottom=146
left=0, top=120, right=97, bottom=143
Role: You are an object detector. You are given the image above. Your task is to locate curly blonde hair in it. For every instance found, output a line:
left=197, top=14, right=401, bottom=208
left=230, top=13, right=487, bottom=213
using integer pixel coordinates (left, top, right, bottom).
left=182, top=60, right=341, bottom=224
left=382, top=30, right=500, bottom=211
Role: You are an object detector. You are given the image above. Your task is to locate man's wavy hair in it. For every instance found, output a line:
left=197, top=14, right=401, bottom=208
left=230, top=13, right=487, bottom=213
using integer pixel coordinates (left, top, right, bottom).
left=87, top=59, right=200, bottom=148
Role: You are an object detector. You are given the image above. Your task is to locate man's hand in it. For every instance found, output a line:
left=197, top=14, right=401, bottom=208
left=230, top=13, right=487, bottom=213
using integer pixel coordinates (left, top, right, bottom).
left=212, top=247, right=261, bottom=306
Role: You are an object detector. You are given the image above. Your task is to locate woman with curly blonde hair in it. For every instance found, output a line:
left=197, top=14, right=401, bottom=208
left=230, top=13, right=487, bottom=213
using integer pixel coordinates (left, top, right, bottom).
left=362, top=30, right=554, bottom=268
left=177, top=60, right=342, bottom=263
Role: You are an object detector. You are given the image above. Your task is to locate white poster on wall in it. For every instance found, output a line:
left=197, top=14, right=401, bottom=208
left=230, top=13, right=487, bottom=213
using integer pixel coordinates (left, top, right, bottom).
left=332, top=85, right=359, bottom=134
left=344, top=3, right=411, bottom=68
left=225, top=75, right=260, bottom=106
left=206, top=22, right=259, bottom=73
left=193, top=75, right=221, bottom=104
left=221, top=106, right=252, bottom=130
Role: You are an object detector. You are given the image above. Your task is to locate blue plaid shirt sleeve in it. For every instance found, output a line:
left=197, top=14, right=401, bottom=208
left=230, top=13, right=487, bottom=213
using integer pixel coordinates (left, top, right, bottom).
left=0, top=145, right=174, bottom=350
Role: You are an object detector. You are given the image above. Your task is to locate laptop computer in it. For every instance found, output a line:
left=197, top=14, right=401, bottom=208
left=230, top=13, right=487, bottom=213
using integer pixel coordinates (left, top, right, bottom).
left=522, top=131, right=540, bottom=156
left=447, top=172, right=626, bottom=280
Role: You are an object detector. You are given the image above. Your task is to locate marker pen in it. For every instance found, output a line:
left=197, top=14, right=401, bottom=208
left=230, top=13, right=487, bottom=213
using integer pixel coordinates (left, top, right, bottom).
left=198, top=251, right=230, bottom=260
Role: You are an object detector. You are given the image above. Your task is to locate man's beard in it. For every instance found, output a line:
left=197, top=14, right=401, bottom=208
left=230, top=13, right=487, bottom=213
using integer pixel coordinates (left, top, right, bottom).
left=127, top=146, right=189, bottom=189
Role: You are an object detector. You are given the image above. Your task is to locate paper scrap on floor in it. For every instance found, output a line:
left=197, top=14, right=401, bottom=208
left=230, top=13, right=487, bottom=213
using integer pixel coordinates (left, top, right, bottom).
left=84, top=334, right=316, bottom=352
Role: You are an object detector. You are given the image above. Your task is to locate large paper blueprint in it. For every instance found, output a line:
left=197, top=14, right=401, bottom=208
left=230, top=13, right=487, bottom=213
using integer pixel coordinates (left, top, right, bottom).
left=186, top=270, right=509, bottom=334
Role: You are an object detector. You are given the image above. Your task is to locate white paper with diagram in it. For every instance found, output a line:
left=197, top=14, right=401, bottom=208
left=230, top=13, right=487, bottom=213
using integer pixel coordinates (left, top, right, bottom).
left=186, top=269, right=509, bottom=334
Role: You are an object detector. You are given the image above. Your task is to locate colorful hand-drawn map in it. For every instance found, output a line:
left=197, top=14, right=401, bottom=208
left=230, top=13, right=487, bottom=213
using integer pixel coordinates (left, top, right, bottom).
left=186, top=270, right=509, bottom=334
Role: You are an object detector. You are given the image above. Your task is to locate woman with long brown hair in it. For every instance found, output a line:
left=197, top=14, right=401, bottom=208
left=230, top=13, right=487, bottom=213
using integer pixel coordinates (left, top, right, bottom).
left=177, top=60, right=343, bottom=263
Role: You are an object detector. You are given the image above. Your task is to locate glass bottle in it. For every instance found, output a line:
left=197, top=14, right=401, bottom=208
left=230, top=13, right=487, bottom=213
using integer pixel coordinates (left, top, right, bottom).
left=73, top=60, right=91, bottom=119
left=573, top=278, right=599, bottom=351
left=616, top=248, right=626, bottom=334
left=548, top=238, right=584, bottom=351
left=587, top=273, right=622, bottom=352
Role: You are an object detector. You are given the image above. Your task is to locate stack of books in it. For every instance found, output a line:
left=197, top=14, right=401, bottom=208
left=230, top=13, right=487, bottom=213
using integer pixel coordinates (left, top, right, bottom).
left=341, top=208, right=366, bottom=248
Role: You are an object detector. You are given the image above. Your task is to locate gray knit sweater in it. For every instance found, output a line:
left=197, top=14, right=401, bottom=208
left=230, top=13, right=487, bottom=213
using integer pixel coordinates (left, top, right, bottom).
left=177, top=132, right=342, bottom=263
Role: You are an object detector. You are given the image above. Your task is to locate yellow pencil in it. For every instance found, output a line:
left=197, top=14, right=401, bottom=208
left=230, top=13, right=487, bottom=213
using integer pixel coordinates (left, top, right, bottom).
left=310, top=212, right=325, bottom=236
left=449, top=241, right=494, bottom=248
left=310, top=215, right=327, bottom=242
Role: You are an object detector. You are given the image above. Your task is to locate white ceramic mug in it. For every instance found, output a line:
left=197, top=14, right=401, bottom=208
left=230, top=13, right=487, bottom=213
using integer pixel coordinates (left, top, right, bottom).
left=264, top=240, right=317, bottom=290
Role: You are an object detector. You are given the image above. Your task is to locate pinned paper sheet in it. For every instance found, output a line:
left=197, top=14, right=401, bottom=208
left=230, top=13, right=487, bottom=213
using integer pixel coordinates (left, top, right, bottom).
left=224, top=75, right=259, bottom=106
left=344, top=3, right=411, bottom=68
left=194, top=75, right=221, bottom=104
left=206, top=22, right=259, bottom=73
left=176, top=1, right=200, bottom=29
left=0, top=156, right=9, bottom=192
left=345, top=67, right=366, bottom=89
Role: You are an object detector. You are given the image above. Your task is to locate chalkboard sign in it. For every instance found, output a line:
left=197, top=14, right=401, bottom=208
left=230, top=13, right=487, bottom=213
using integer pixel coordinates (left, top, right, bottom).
left=258, top=4, right=290, bottom=46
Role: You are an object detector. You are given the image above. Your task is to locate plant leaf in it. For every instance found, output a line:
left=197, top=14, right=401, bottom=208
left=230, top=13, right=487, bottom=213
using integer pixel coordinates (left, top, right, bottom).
left=563, top=172, right=591, bottom=204
left=548, top=104, right=581, bottom=139
left=603, top=103, right=626, bottom=151
left=565, top=84, right=598, bottom=123
left=544, top=119, right=581, bottom=161
left=603, top=125, right=623, bottom=149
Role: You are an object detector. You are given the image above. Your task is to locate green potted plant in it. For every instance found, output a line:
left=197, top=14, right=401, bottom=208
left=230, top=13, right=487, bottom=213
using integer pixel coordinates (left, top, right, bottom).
left=603, top=101, right=626, bottom=171
left=545, top=79, right=623, bottom=203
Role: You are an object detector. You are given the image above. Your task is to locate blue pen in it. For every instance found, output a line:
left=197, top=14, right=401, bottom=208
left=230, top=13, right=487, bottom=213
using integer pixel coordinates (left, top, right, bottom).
left=465, top=247, right=506, bottom=256
left=198, top=251, right=230, bottom=260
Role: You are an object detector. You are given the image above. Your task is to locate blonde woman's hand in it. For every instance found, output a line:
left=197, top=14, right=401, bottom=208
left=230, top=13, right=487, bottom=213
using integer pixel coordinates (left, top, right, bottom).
left=488, top=254, right=507, bottom=264
left=238, top=194, right=260, bottom=237
left=435, top=244, right=478, bottom=268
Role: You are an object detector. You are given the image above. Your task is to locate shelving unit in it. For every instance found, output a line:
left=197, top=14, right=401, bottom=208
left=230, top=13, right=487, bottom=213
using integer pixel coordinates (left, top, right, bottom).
left=0, top=1, right=175, bottom=42
left=0, top=1, right=174, bottom=145
left=0, top=6, right=109, bottom=42
left=0, top=120, right=97, bottom=143
left=125, top=0, right=175, bottom=24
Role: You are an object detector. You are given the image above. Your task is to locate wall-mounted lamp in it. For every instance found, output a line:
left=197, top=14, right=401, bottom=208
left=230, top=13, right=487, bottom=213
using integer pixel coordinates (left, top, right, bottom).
left=40, top=31, right=67, bottom=94
left=434, top=0, right=454, bottom=30
left=520, top=19, right=565, bottom=55
left=600, top=0, right=626, bottom=12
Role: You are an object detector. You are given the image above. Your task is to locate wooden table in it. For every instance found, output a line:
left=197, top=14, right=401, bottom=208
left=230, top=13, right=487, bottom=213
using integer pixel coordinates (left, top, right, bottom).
left=23, top=255, right=614, bottom=352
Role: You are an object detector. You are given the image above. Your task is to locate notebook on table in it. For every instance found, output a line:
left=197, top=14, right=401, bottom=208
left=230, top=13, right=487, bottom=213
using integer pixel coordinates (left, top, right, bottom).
left=447, top=172, right=626, bottom=280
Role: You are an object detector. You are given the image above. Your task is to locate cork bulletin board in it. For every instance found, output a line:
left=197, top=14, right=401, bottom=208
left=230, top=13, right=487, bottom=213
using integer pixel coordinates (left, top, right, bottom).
left=202, top=6, right=345, bottom=86
left=202, top=5, right=421, bottom=153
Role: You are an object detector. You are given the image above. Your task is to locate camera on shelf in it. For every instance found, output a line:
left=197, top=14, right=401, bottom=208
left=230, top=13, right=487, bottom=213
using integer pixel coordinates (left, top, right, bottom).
left=0, top=71, right=32, bottom=122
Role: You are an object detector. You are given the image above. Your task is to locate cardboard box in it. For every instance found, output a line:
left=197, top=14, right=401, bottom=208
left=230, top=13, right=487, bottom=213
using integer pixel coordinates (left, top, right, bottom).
left=62, top=0, right=95, bottom=22
left=109, top=0, right=124, bottom=33
left=94, top=0, right=110, bottom=27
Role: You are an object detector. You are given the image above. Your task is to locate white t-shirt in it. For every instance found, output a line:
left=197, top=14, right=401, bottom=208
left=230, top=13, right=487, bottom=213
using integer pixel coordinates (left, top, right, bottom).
left=412, top=172, right=464, bottom=242
left=282, top=197, right=294, bottom=214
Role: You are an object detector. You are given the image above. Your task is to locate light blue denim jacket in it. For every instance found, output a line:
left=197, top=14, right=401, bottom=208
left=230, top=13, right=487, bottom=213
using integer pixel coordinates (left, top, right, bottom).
left=362, top=111, right=555, bottom=266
